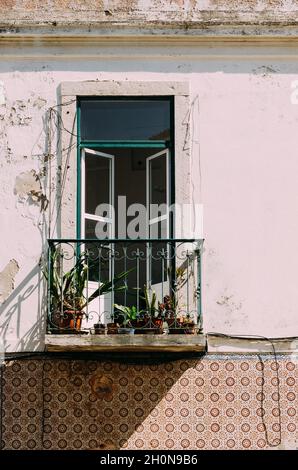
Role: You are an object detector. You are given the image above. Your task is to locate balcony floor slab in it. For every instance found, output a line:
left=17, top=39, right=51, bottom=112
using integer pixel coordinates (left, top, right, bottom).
left=45, top=334, right=207, bottom=353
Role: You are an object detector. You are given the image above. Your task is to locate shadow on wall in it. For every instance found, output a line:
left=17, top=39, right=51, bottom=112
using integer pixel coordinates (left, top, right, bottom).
left=0, top=165, right=49, bottom=351
left=2, top=354, right=293, bottom=450
left=0, top=86, right=62, bottom=353
left=2, top=356, right=197, bottom=450
left=0, top=265, right=46, bottom=352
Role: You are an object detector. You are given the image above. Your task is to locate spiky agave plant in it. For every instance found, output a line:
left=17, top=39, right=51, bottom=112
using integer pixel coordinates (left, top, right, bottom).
left=44, top=248, right=131, bottom=315
left=142, top=284, right=157, bottom=318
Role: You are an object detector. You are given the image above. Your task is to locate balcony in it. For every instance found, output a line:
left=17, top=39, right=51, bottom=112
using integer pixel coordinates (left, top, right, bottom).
left=45, top=238, right=205, bottom=352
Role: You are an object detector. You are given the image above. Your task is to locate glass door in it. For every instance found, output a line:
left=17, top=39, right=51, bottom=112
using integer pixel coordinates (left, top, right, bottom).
left=81, top=148, right=115, bottom=325
left=81, top=148, right=114, bottom=240
left=146, top=149, right=170, bottom=302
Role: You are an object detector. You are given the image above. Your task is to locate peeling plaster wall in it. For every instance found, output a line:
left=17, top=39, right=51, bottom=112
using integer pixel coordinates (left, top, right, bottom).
left=0, top=71, right=52, bottom=352
left=0, top=1, right=298, bottom=36
left=1, top=35, right=298, bottom=349
left=0, top=259, right=19, bottom=304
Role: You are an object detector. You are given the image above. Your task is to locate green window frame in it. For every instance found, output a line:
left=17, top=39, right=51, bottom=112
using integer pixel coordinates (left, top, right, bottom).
left=76, top=96, right=175, bottom=240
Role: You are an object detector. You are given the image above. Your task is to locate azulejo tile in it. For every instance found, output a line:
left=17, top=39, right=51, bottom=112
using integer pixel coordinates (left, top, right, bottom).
left=1, top=355, right=297, bottom=449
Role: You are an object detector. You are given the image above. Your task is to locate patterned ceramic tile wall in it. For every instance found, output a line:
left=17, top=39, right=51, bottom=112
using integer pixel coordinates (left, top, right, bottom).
left=1, top=355, right=297, bottom=450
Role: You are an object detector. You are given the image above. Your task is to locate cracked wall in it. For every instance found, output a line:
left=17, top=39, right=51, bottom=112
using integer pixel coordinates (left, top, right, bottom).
left=14, top=169, right=48, bottom=210
left=0, top=1, right=297, bottom=36
left=0, top=76, right=53, bottom=352
left=0, top=0, right=296, bottom=22
left=0, top=26, right=298, bottom=350
left=0, top=2, right=297, bottom=456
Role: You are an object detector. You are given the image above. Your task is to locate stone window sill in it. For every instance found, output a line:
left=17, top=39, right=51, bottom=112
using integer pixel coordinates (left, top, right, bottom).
left=45, top=334, right=207, bottom=353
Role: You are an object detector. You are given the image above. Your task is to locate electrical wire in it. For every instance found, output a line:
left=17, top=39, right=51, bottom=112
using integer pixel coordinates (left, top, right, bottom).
left=4, top=98, right=294, bottom=449
left=0, top=363, right=3, bottom=450
left=207, top=332, right=287, bottom=447
left=2, top=333, right=295, bottom=448
left=41, top=99, right=78, bottom=239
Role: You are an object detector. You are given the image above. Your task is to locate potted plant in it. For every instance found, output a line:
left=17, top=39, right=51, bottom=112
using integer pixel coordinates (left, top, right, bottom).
left=180, top=314, right=196, bottom=334
left=158, top=266, right=194, bottom=334
left=113, top=304, right=137, bottom=334
left=138, top=285, right=162, bottom=334
left=158, top=294, right=180, bottom=332
left=93, top=323, right=106, bottom=335
left=44, top=248, right=129, bottom=333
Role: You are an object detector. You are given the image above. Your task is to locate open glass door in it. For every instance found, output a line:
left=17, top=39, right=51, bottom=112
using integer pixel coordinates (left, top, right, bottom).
left=81, top=148, right=115, bottom=326
left=146, top=149, right=170, bottom=302
left=81, top=148, right=114, bottom=240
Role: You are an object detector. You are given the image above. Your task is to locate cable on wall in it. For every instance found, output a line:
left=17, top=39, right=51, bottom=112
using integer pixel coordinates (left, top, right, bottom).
left=42, top=98, right=77, bottom=240
left=207, top=332, right=286, bottom=447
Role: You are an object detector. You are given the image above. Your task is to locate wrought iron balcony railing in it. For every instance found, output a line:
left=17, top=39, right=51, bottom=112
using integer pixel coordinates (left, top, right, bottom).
left=46, top=239, right=203, bottom=335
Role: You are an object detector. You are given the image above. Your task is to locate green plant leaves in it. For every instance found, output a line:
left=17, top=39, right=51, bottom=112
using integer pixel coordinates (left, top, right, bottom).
left=45, top=247, right=133, bottom=312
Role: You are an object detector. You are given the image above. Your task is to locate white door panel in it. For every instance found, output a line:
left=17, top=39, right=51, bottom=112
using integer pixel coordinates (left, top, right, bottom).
left=146, top=149, right=170, bottom=303
left=81, top=148, right=115, bottom=325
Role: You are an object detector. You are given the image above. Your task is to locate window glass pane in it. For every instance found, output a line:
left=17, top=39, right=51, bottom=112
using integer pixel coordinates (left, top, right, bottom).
left=80, top=100, right=170, bottom=141
left=149, top=154, right=167, bottom=218
left=149, top=241, right=168, bottom=286
left=149, top=219, right=168, bottom=239
left=85, top=218, right=111, bottom=239
left=85, top=152, right=110, bottom=216
left=84, top=240, right=110, bottom=283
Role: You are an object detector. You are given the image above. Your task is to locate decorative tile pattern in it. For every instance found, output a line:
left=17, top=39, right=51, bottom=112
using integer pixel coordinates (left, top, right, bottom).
left=1, top=360, right=44, bottom=450
left=1, top=355, right=297, bottom=450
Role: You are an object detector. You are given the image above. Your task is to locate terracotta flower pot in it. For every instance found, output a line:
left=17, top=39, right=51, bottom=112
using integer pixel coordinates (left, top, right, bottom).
left=52, top=310, right=84, bottom=331
left=183, top=322, right=196, bottom=334
left=152, top=318, right=163, bottom=328
left=93, top=323, right=106, bottom=335
left=166, top=317, right=177, bottom=328
left=66, top=310, right=84, bottom=331
left=132, top=318, right=150, bottom=332
left=107, top=323, right=119, bottom=334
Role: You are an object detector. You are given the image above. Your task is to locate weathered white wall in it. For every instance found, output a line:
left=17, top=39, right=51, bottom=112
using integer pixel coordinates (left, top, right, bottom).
left=1, top=41, right=298, bottom=350
left=1, top=0, right=298, bottom=36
